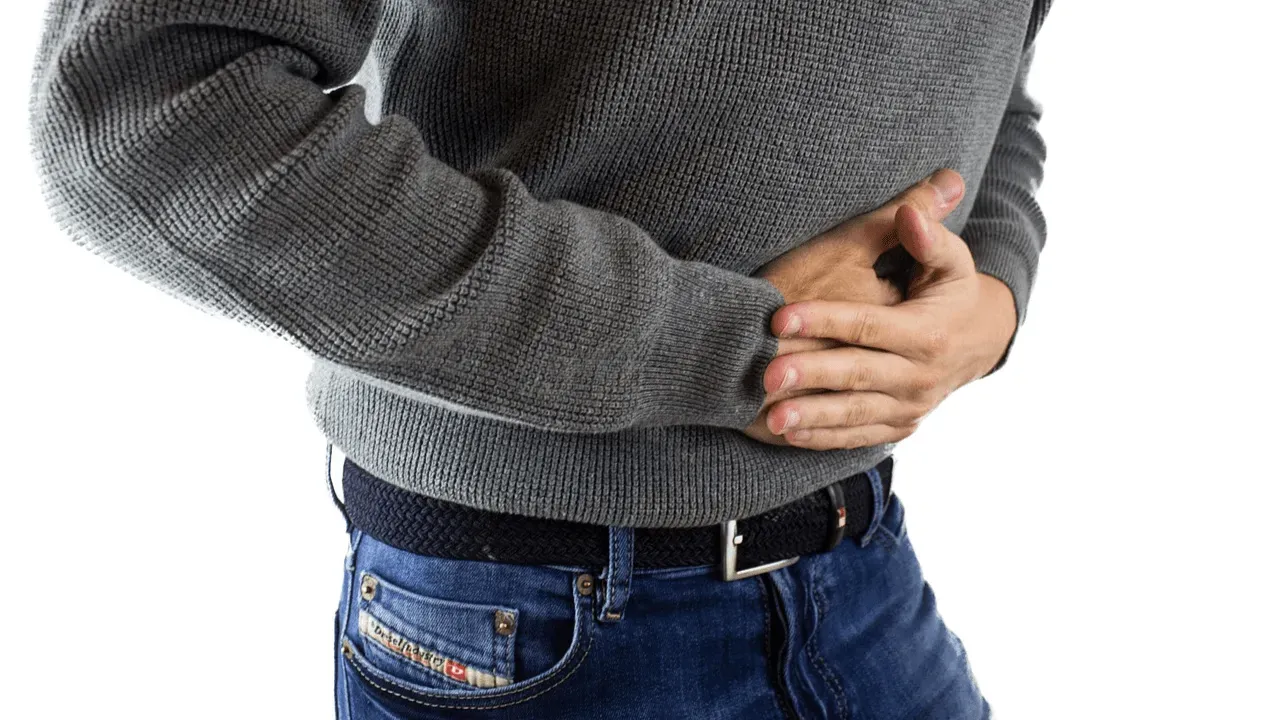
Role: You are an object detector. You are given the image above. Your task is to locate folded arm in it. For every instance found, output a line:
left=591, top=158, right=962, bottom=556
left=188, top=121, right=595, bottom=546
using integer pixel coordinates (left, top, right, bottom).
left=28, top=0, right=785, bottom=433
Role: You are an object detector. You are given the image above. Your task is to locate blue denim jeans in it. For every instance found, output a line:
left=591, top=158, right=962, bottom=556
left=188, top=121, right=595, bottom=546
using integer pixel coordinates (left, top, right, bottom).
left=333, top=471, right=990, bottom=719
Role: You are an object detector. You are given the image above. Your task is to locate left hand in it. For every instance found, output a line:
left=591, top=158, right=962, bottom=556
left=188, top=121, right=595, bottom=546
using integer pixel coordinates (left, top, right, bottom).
left=753, top=201, right=1017, bottom=450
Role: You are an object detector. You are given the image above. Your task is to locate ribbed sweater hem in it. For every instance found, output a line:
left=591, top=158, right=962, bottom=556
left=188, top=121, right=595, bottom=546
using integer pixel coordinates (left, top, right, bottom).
left=306, top=359, right=896, bottom=528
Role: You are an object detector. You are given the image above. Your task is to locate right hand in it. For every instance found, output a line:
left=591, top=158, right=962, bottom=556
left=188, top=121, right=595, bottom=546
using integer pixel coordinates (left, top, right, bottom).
left=744, top=168, right=967, bottom=445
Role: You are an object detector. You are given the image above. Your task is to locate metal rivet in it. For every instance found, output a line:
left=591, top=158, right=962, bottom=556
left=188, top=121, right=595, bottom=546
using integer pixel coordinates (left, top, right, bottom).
left=341, top=639, right=353, bottom=659
left=576, top=573, right=594, bottom=596
left=494, top=610, right=516, bottom=636
left=359, top=574, right=378, bottom=601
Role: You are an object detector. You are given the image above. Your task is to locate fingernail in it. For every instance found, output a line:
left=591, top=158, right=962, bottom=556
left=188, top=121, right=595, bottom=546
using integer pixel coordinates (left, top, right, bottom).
left=781, top=409, right=800, bottom=431
left=778, top=367, right=798, bottom=391
left=791, top=429, right=812, bottom=442
left=780, top=315, right=801, bottom=337
left=928, top=169, right=962, bottom=205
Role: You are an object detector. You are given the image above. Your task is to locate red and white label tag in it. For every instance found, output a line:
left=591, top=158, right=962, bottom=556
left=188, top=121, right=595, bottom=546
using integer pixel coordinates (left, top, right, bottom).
left=357, top=610, right=512, bottom=689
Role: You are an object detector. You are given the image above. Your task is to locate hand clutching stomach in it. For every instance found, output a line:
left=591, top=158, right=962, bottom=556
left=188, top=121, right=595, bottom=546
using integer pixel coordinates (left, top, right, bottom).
left=744, top=168, right=1018, bottom=449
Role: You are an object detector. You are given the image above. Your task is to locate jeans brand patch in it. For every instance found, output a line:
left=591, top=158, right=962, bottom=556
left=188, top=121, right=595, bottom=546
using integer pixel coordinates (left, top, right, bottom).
left=357, top=609, right=511, bottom=688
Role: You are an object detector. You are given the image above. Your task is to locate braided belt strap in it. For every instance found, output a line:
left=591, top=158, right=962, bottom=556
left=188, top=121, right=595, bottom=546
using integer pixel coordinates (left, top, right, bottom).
left=342, top=455, right=894, bottom=571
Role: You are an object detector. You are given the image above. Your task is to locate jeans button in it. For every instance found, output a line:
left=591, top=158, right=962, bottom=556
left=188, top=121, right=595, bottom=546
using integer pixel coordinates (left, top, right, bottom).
left=359, top=573, right=378, bottom=601
left=494, top=610, right=516, bottom=636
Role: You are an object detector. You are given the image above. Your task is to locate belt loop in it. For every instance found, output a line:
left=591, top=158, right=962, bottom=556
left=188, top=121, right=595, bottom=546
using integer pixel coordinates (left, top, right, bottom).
left=859, top=466, right=887, bottom=548
left=325, top=442, right=353, bottom=533
left=597, top=526, right=635, bottom=623
left=341, top=528, right=364, bottom=632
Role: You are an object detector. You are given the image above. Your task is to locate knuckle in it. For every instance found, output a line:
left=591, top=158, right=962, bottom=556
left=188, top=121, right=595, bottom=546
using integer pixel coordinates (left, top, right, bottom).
left=848, top=309, right=878, bottom=344
left=839, top=364, right=858, bottom=390
left=808, top=310, right=829, bottom=338
left=843, top=361, right=872, bottom=389
left=902, top=179, right=935, bottom=204
left=903, top=402, right=930, bottom=425
left=908, top=371, right=938, bottom=396
left=907, top=196, right=934, bottom=219
left=842, top=397, right=870, bottom=426
left=849, top=427, right=874, bottom=448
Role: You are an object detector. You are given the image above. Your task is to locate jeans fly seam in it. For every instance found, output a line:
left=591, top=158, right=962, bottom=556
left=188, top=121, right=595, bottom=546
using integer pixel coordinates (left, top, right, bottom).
left=758, top=576, right=797, bottom=720
left=758, top=576, right=772, bottom=669
left=618, top=534, right=632, bottom=602
left=606, top=529, right=617, bottom=612
left=804, top=557, right=851, bottom=719
left=601, top=528, right=619, bottom=619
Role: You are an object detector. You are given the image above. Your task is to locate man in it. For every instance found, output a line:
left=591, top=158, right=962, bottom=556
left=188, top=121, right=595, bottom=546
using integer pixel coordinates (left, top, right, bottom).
left=29, top=0, right=1050, bottom=717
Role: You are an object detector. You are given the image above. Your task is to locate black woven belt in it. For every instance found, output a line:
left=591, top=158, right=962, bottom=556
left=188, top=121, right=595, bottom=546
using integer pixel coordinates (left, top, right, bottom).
left=341, top=455, right=893, bottom=581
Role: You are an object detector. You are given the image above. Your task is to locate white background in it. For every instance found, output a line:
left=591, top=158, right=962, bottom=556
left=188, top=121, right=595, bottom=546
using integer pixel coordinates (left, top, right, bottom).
left=2, top=2, right=1277, bottom=718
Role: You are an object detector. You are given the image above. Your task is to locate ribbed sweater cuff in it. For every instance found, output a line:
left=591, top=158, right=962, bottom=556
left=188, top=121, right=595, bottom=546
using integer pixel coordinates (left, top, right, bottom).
left=642, top=262, right=784, bottom=430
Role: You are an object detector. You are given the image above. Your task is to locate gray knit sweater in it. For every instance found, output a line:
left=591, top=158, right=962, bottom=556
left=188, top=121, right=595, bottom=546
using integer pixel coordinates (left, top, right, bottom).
left=29, top=0, right=1049, bottom=527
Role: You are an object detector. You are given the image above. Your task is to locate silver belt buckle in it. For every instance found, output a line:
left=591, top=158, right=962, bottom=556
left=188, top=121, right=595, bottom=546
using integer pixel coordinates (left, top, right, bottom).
left=719, top=518, right=800, bottom=581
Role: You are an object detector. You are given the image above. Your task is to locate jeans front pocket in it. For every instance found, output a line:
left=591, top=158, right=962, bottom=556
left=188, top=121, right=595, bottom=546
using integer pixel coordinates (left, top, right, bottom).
left=338, top=530, right=596, bottom=716
left=355, top=570, right=518, bottom=691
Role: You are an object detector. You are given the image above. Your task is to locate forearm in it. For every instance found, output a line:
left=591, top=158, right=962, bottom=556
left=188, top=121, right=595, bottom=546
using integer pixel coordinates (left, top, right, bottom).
left=28, top=0, right=784, bottom=433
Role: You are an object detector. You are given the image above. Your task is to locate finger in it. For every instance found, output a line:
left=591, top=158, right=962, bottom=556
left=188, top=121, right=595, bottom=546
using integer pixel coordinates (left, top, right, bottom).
left=763, top=344, right=920, bottom=394
left=894, top=202, right=975, bottom=281
left=762, top=385, right=825, bottom=409
left=772, top=300, right=932, bottom=357
left=742, top=414, right=792, bottom=446
left=784, top=423, right=917, bottom=451
left=850, top=168, right=967, bottom=260
left=766, top=390, right=921, bottom=434
left=774, top=336, right=843, bottom=358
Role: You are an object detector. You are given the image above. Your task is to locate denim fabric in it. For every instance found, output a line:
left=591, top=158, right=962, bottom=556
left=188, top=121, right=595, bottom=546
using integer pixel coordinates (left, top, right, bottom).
left=333, top=478, right=989, bottom=719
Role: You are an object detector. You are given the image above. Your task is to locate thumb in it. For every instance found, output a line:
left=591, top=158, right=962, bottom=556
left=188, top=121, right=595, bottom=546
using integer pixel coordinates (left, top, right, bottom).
left=894, top=202, right=973, bottom=281
left=852, top=168, right=967, bottom=261
left=879, top=168, right=966, bottom=226
left=904, top=167, right=966, bottom=222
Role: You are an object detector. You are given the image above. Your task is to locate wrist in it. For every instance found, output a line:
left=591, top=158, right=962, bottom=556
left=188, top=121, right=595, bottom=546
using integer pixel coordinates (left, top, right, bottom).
left=975, top=272, right=1017, bottom=375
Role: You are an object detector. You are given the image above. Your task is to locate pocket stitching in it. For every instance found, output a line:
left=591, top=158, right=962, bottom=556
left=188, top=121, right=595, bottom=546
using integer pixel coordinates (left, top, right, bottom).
left=344, top=623, right=594, bottom=711
left=873, top=496, right=907, bottom=550
left=358, top=570, right=517, bottom=688
left=358, top=608, right=512, bottom=691
left=361, top=570, right=522, bottom=621
left=341, top=575, right=594, bottom=709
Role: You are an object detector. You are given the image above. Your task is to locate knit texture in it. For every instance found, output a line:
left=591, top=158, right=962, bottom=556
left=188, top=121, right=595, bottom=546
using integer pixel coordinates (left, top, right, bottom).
left=29, top=0, right=1050, bottom=527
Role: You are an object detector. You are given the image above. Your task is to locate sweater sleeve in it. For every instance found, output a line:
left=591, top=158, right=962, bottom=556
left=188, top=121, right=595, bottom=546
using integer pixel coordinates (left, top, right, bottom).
left=961, top=41, right=1050, bottom=377
left=27, top=0, right=785, bottom=434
